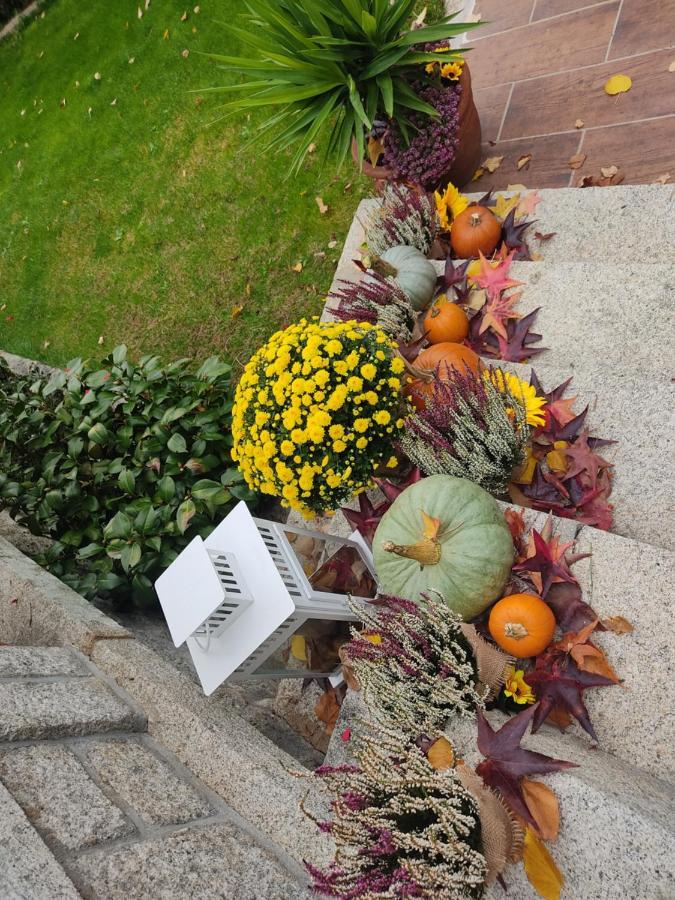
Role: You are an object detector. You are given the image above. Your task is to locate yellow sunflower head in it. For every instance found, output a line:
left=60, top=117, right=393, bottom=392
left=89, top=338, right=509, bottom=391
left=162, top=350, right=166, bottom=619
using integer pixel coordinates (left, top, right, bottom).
left=440, top=60, right=464, bottom=81
left=503, top=667, right=536, bottom=705
left=434, top=182, right=469, bottom=232
left=488, top=369, right=547, bottom=428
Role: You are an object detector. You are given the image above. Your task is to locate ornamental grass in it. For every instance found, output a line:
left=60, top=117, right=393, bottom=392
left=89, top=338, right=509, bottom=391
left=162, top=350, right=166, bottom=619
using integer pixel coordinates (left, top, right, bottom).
left=231, top=319, right=410, bottom=517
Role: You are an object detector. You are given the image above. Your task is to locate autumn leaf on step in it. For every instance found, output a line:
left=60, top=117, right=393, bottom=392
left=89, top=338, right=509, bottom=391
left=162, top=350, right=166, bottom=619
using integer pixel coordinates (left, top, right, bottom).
left=373, top=466, right=422, bottom=503
left=476, top=706, right=576, bottom=828
left=522, top=826, right=564, bottom=900
left=490, top=193, right=521, bottom=220
left=315, top=687, right=341, bottom=735
left=514, top=528, right=581, bottom=597
left=367, top=136, right=384, bottom=166
left=501, top=210, right=534, bottom=260
left=601, top=615, right=633, bottom=634
left=504, top=507, right=527, bottom=553
left=564, top=431, right=613, bottom=485
left=534, top=231, right=556, bottom=242
left=545, top=582, right=599, bottom=633
left=554, top=620, right=620, bottom=683
left=496, top=308, right=546, bottom=363
left=441, top=257, right=471, bottom=298
left=526, top=652, right=615, bottom=740
left=521, top=778, right=560, bottom=841
left=516, top=153, right=532, bottom=171
left=479, top=290, right=523, bottom=339
left=604, top=74, right=632, bottom=95
left=516, top=190, right=543, bottom=219
left=340, top=492, right=390, bottom=547
left=474, top=249, right=525, bottom=298
left=482, top=155, right=504, bottom=173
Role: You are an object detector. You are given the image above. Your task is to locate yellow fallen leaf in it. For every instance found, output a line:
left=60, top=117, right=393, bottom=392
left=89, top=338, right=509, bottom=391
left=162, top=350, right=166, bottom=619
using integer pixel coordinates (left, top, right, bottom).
left=245, top=282, right=251, bottom=297
left=668, top=61, right=675, bottom=72
left=231, top=304, right=243, bottom=319
left=427, top=736, right=455, bottom=771
left=97, top=335, right=104, bottom=345
left=290, top=635, right=308, bottom=662
left=546, top=440, right=568, bottom=473
left=163, top=28, right=170, bottom=39
left=180, top=9, right=188, bottom=21
left=522, top=827, right=564, bottom=900
left=574, top=118, right=584, bottom=129
left=308, top=142, right=317, bottom=154
left=521, top=779, right=560, bottom=841
left=483, top=155, right=504, bottom=173
left=516, top=153, right=532, bottom=171
left=490, top=193, right=520, bottom=219
left=568, top=153, right=586, bottom=169
left=471, top=166, right=485, bottom=181
left=600, top=165, right=618, bottom=178
left=367, top=135, right=384, bottom=166
left=604, top=74, right=632, bottom=95
left=292, top=262, right=303, bottom=272
left=363, top=633, right=382, bottom=645
left=315, top=196, right=328, bottom=215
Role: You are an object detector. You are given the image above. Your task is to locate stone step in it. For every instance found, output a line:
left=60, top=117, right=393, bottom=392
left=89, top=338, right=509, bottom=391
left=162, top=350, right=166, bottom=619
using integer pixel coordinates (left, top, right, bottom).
left=0, top=780, right=80, bottom=900
left=0, top=646, right=147, bottom=742
left=325, top=692, right=675, bottom=900
left=332, top=185, right=674, bottom=289
left=495, top=357, right=674, bottom=552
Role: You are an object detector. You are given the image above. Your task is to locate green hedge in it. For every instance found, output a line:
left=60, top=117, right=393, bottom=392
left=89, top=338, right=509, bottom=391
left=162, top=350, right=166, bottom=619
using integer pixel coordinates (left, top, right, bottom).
left=0, top=347, right=256, bottom=608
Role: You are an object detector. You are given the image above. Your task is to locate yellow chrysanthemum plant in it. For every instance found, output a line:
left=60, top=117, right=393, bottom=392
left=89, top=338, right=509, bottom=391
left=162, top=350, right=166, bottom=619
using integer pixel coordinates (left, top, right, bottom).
left=231, top=319, right=409, bottom=518
left=434, top=181, right=469, bottom=233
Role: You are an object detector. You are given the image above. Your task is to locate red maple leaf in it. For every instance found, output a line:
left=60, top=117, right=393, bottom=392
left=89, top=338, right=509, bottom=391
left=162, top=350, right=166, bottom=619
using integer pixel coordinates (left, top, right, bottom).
left=544, top=582, right=599, bottom=633
left=513, top=528, right=583, bottom=597
left=340, top=493, right=391, bottom=547
left=479, top=290, right=523, bottom=340
left=564, top=431, right=613, bottom=486
left=473, top=249, right=525, bottom=299
left=475, top=706, right=576, bottom=827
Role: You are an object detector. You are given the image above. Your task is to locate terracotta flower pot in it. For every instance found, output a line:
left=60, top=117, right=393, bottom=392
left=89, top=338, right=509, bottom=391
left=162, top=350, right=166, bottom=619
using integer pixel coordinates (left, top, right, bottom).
left=352, top=64, right=482, bottom=191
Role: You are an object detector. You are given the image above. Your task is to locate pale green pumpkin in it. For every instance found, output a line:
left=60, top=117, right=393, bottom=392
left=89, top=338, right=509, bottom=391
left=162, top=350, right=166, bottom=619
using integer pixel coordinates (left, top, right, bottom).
left=373, top=475, right=514, bottom=620
left=379, top=245, right=437, bottom=311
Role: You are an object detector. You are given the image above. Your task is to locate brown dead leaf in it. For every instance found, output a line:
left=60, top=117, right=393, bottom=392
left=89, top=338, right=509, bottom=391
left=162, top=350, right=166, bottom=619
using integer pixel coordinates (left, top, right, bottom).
left=570, top=642, right=620, bottom=683
left=546, top=706, right=572, bottom=731
left=292, top=262, right=303, bottom=273
left=522, top=827, right=564, bottom=900
left=534, top=231, right=556, bottom=242
left=601, top=615, right=633, bottom=634
left=367, top=135, right=384, bottom=167
left=483, top=155, right=504, bottom=173
left=522, top=779, right=560, bottom=841
left=568, top=153, right=586, bottom=169
left=471, top=166, right=485, bottom=181
left=574, top=118, right=584, bottom=129
left=516, top=153, right=532, bottom=171
left=315, top=688, right=341, bottom=735
left=655, top=172, right=671, bottom=184
left=338, top=645, right=360, bottom=691
left=315, top=196, right=328, bottom=215
left=427, top=736, right=455, bottom=771
left=600, top=165, right=618, bottom=178
left=579, top=174, right=595, bottom=187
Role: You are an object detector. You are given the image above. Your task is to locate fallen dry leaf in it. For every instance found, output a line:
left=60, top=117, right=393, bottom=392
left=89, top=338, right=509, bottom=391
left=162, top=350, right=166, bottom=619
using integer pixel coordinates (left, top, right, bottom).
left=315, top=688, right=341, bottom=735
left=516, top=153, right=533, bottom=171
left=655, top=173, right=670, bottom=184
left=315, top=196, right=328, bottom=215
left=308, top=142, right=317, bottom=154
left=600, top=165, right=618, bottom=178
left=604, top=74, right=632, bottom=95
left=231, top=304, right=243, bottom=319
left=483, top=155, right=504, bottom=173
left=427, top=736, right=455, bottom=771
left=163, top=28, right=170, bottom=39
left=579, top=174, right=595, bottom=187
left=472, top=166, right=485, bottom=181
left=338, top=645, right=360, bottom=691
left=180, top=9, right=188, bottom=21
left=181, top=48, right=189, bottom=58
left=94, top=71, right=102, bottom=81
left=574, top=118, right=584, bottom=129
left=367, top=135, right=384, bottom=167
left=601, top=615, right=633, bottom=634
left=521, top=779, right=560, bottom=841
left=522, top=827, right=564, bottom=900
left=292, top=262, right=303, bottom=272
left=327, top=239, right=338, bottom=249
left=97, top=335, right=104, bottom=345
left=534, top=231, right=556, bottom=242
left=568, top=153, right=587, bottom=169
left=668, top=60, right=675, bottom=72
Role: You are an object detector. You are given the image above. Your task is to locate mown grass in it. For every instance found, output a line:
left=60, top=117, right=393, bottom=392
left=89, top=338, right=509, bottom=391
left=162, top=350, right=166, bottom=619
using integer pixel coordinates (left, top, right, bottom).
left=0, top=0, right=373, bottom=370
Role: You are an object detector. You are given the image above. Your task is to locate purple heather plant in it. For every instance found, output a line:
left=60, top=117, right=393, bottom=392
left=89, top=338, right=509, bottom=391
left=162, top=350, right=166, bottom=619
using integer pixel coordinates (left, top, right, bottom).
left=382, top=80, right=462, bottom=191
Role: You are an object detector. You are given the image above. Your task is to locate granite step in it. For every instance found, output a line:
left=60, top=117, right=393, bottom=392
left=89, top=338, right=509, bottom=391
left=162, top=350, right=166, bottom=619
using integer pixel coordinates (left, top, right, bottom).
left=326, top=691, right=675, bottom=900
left=495, top=357, right=674, bottom=552
left=0, top=646, right=147, bottom=742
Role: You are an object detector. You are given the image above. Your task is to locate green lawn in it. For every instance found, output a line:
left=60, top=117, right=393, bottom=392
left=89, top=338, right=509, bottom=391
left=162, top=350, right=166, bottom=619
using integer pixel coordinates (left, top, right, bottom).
left=0, top=0, right=372, bottom=370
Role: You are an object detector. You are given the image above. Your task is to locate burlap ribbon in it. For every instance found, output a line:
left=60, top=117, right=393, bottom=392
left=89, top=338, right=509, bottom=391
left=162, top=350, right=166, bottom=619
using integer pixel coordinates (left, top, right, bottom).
left=459, top=623, right=514, bottom=701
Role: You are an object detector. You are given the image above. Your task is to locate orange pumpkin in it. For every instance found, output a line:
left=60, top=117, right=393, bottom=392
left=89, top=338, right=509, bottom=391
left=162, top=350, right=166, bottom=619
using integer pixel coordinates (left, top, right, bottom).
left=450, top=205, right=501, bottom=259
left=406, top=342, right=480, bottom=410
left=423, top=295, right=470, bottom=345
left=488, top=593, right=556, bottom=658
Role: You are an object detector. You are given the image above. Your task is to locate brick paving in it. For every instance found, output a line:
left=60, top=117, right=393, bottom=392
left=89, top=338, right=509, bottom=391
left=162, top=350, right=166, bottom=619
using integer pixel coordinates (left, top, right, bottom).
left=466, top=0, right=675, bottom=188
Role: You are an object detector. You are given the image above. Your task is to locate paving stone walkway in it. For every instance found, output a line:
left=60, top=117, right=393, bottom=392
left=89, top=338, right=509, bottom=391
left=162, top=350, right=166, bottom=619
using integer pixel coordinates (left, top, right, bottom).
left=0, top=646, right=310, bottom=900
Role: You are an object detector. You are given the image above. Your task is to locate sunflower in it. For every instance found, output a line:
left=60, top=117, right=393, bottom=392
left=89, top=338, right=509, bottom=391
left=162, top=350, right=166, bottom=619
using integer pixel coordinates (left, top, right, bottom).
left=440, top=60, right=464, bottom=81
left=434, top=182, right=469, bottom=232
left=503, top=667, right=536, bottom=705
left=488, top=369, right=547, bottom=428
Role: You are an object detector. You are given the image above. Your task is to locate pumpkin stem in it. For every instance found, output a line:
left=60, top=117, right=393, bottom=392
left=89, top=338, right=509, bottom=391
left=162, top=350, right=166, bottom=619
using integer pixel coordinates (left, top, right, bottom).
left=503, top=623, right=529, bottom=640
left=395, top=351, right=434, bottom=384
left=381, top=537, right=442, bottom=566
left=470, top=212, right=482, bottom=228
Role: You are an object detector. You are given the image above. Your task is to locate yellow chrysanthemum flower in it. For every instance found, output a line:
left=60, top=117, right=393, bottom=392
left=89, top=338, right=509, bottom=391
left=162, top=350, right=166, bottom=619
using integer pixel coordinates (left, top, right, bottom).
left=435, top=182, right=470, bottom=233
left=503, top=667, right=536, bottom=705
left=488, top=369, right=547, bottom=428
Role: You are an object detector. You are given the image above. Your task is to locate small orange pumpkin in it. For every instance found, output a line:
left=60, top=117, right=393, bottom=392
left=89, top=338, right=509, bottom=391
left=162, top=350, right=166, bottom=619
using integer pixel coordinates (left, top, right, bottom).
left=406, top=342, right=480, bottom=410
left=424, top=295, right=470, bottom=345
left=450, top=205, right=501, bottom=259
left=488, top=593, right=556, bottom=658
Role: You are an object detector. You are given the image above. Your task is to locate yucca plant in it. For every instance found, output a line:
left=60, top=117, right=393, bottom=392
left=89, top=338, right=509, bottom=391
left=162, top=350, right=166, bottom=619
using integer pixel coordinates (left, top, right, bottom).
left=203, top=0, right=477, bottom=174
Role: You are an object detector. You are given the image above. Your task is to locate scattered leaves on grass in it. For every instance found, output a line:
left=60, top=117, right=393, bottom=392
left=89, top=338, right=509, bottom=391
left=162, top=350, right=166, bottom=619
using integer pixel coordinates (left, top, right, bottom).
left=292, top=262, right=303, bottom=272
left=327, top=239, right=338, bottom=249
left=522, top=827, right=564, bottom=900
left=568, top=153, right=586, bottom=169
left=94, top=71, right=102, bottom=81
left=604, top=74, right=632, bottom=95
left=521, top=778, right=560, bottom=841
left=475, top=705, right=575, bottom=829
left=163, top=28, right=170, bottom=39
left=315, top=196, right=329, bottom=215
left=517, top=153, right=533, bottom=171
left=231, top=305, right=243, bottom=319
left=574, top=118, right=584, bottom=129
left=181, top=48, right=189, bottom=58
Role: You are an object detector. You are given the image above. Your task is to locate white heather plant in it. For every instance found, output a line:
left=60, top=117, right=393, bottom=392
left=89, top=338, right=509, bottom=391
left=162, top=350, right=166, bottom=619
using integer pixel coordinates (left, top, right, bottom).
left=363, top=183, right=440, bottom=256
left=344, top=592, right=486, bottom=737
left=306, top=724, right=487, bottom=899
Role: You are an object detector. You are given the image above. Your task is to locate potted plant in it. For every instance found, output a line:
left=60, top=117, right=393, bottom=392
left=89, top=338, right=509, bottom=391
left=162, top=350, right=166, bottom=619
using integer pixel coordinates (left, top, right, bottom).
left=204, top=0, right=481, bottom=186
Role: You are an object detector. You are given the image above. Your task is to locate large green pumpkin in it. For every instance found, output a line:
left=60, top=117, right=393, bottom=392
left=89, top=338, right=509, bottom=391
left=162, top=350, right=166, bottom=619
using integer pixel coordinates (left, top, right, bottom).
left=379, top=245, right=437, bottom=311
left=373, top=475, right=514, bottom=620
